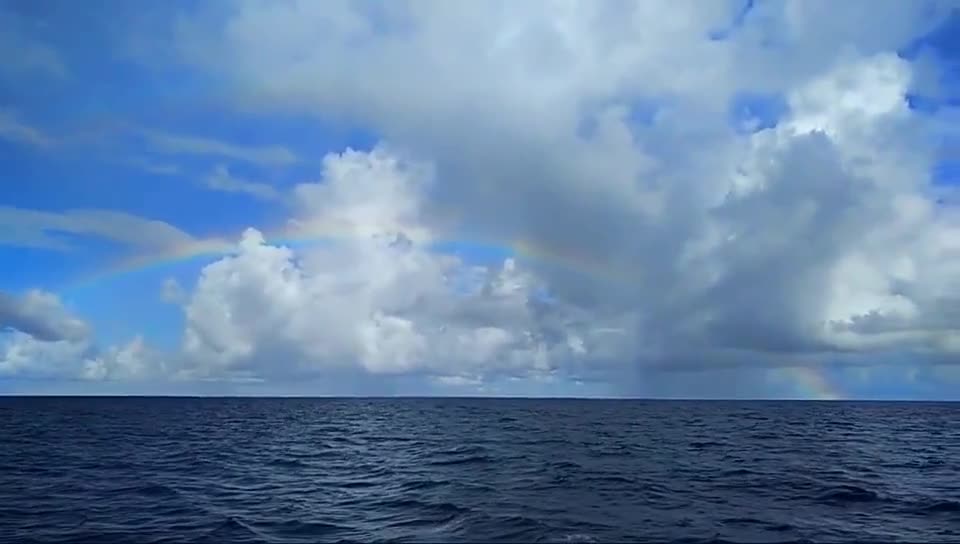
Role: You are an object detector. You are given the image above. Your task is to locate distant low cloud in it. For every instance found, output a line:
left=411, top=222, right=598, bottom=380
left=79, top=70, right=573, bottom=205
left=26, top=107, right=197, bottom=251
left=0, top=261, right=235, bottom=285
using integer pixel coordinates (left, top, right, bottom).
left=0, top=289, right=165, bottom=381
left=142, top=129, right=298, bottom=166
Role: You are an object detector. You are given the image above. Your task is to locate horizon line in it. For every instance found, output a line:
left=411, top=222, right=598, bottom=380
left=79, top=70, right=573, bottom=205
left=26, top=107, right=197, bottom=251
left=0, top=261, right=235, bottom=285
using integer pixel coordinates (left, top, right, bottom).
left=0, top=394, right=956, bottom=402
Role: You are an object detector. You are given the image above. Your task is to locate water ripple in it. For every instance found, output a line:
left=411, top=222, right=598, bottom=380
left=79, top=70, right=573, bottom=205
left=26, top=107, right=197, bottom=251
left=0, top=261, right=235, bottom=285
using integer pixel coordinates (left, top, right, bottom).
left=2, top=398, right=960, bottom=543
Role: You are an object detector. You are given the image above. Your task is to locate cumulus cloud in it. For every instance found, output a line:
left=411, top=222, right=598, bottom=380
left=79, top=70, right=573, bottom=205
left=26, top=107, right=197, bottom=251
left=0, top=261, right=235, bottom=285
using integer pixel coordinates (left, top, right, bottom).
left=0, top=290, right=90, bottom=342
left=157, top=0, right=960, bottom=385
left=81, top=336, right=167, bottom=381
left=0, top=330, right=163, bottom=381
left=0, top=290, right=94, bottom=379
left=0, top=290, right=160, bottom=382
left=0, top=331, right=93, bottom=378
left=4, top=0, right=941, bottom=394
left=178, top=149, right=634, bottom=384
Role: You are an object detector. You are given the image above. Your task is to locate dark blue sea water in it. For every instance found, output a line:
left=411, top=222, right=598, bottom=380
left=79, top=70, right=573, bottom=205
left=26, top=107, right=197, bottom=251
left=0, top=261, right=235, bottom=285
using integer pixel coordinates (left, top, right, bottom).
left=2, top=398, right=959, bottom=543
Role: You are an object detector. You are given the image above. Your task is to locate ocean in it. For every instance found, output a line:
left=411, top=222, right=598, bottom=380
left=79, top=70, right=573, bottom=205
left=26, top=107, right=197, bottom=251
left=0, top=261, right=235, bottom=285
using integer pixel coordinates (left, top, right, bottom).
left=1, top=397, right=958, bottom=543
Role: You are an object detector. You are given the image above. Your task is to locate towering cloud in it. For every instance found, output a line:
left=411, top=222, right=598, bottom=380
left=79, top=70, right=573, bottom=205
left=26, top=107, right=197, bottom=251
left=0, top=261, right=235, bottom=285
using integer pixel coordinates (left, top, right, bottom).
left=160, top=1, right=960, bottom=390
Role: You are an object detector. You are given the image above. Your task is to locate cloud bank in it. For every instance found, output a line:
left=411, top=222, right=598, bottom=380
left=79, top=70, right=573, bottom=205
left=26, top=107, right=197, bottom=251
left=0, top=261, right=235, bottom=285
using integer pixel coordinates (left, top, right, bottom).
left=4, top=0, right=960, bottom=395
left=169, top=1, right=960, bottom=386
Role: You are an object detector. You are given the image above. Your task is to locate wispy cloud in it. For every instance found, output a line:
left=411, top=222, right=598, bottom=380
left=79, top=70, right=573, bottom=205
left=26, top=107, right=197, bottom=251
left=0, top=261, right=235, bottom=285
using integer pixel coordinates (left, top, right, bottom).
left=0, top=206, right=196, bottom=251
left=143, top=130, right=298, bottom=166
left=123, top=156, right=181, bottom=176
left=0, top=110, right=53, bottom=148
left=204, top=164, right=282, bottom=201
left=0, top=14, right=67, bottom=81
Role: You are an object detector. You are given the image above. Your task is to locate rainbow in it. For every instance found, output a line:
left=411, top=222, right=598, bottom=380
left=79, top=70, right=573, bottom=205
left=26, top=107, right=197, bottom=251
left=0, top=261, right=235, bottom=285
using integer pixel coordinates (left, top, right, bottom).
left=68, top=223, right=640, bottom=291
left=776, top=366, right=845, bottom=400
left=65, top=225, right=845, bottom=401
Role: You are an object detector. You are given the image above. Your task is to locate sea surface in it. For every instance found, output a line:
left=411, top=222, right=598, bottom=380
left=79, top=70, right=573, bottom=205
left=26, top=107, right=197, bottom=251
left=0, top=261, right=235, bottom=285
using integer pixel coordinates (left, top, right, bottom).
left=1, top=398, right=959, bottom=543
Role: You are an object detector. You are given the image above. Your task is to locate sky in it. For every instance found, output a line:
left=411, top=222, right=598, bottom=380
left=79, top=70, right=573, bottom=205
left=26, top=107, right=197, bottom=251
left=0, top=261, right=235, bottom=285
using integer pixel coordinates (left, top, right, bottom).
left=2, top=0, right=960, bottom=399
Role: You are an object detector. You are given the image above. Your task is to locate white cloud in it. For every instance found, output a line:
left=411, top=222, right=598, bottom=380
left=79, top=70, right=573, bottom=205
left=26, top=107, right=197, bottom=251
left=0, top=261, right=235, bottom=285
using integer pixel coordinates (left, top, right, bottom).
left=0, top=330, right=163, bottom=382
left=37, top=1, right=956, bottom=394
left=205, top=164, right=282, bottom=200
left=81, top=336, right=167, bottom=381
left=143, top=129, right=297, bottom=166
left=178, top=149, right=632, bottom=384
left=0, top=331, right=92, bottom=378
left=0, top=290, right=90, bottom=342
left=0, top=206, right=197, bottom=251
left=0, top=290, right=159, bottom=382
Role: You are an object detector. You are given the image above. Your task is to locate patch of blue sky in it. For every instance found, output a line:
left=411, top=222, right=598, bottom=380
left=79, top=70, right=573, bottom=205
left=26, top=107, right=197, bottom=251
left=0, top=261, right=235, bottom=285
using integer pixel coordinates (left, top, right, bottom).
left=728, top=91, right=788, bottom=133
left=933, top=160, right=960, bottom=187
left=901, top=10, right=960, bottom=108
left=1, top=0, right=382, bottom=241
left=708, top=0, right=755, bottom=41
left=351, top=0, right=419, bottom=38
left=431, top=239, right=514, bottom=267
left=576, top=96, right=664, bottom=143
left=58, top=258, right=208, bottom=350
left=429, top=240, right=514, bottom=296
left=0, top=246, right=81, bottom=293
left=896, top=11, right=960, bottom=193
left=6, top=99, right=379, bottom=242
left=841, top=365, right=951, bottom=401
left=1, top=138, right=269, bottom=240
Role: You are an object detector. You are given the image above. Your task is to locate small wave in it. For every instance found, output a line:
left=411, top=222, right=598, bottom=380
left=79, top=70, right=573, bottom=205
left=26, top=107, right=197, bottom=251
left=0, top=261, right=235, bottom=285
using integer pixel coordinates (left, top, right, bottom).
left=537, top=533, right=599, bottom=543
left=267, top=458, right=310, bottom=469
left=719, top=468, right=755, bottom=477
left=260, top=519, right=350, bottom=537
left=585, top=474, right=636, bottom=485
left=400, top=478, right=451, bottom=491
left=919, top=458, right=947, bottom=469
left=435, top=444, right=487, bottom=456
left=915, top=499, right=960, bottom=513
left=466, top=513, right=548, bottom=541
left=336, top=479, right=380, bottom=489
left=369, top=499, right=471, bottom=530
left=428, top=454, right=493, bottom=466
left=192, top=516, right=268, bottom=543
left=721, top=516, right=793, bottom=531
left=114, top=482, right=180, bottom=498
left=372, top=498, right=471, bottom=516
left=815, top=484, right=881, bottom=504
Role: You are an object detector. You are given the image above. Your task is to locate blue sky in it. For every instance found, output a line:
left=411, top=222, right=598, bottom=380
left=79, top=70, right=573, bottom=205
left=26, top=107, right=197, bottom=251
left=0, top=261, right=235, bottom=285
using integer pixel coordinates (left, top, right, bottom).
left=2, top=1, right=960, bottom=398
